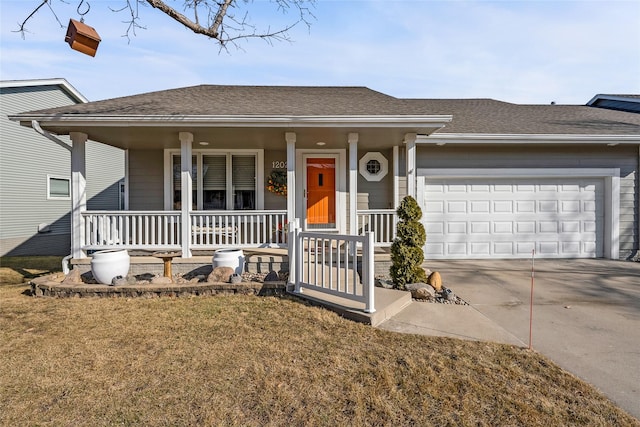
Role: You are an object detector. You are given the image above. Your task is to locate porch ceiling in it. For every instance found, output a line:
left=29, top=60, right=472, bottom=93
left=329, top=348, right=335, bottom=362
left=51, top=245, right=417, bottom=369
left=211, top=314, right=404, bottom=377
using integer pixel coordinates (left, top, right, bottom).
left=22, top=122, right=448, bottom=150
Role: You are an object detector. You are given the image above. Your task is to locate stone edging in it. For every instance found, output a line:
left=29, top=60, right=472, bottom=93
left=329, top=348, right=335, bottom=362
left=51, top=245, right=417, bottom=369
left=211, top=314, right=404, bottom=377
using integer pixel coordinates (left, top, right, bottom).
left=30, top=275, right=288, bottom=298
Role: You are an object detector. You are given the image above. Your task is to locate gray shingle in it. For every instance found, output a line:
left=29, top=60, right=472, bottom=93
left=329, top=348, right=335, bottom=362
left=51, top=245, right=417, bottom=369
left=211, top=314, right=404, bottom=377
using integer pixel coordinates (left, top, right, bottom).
left=16, top=85, right=640, bottom=135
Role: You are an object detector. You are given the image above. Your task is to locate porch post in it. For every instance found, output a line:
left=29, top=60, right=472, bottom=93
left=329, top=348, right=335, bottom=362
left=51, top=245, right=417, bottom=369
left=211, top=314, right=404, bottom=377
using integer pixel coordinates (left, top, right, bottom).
left=70, top=132, right=87, bottom=259
left=405, top=133, right=417, bottom=199
left=179, top=132, right=193, bottom=258
left=392, top=145, right=400, bottom=208
left=285, top=132, right=296, bottom=225
left=348, top=133, right=358, bottom=236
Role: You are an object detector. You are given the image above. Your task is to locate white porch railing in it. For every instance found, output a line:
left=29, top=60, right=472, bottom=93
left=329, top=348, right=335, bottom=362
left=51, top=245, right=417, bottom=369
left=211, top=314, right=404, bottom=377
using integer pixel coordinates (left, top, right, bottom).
left=290, top=229, right=375, bottom=313
left=82, top=210, right=288, bottom=251
left=83, top=211, right=182, bottom=250
left=356, top=209, right=397, bottom=246
left=190, top=210, right=287, bottom=248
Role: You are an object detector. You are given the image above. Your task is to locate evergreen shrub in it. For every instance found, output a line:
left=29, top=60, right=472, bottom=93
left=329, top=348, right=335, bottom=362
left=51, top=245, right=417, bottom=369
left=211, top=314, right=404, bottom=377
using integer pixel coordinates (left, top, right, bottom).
left=390, top=196, right=427, bottom=290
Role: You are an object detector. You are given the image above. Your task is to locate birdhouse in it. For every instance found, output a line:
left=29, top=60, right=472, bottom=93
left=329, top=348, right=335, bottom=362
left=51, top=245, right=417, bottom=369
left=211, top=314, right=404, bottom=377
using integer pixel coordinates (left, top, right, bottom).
left=64, top=19, right=101, bottom=57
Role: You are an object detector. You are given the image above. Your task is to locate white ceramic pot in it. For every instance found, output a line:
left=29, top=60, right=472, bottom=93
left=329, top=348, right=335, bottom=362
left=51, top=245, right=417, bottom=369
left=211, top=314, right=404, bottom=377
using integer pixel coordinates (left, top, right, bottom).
left=91, top=249, right=130, bottom=284
left=212, top=248, right=245, bottom=275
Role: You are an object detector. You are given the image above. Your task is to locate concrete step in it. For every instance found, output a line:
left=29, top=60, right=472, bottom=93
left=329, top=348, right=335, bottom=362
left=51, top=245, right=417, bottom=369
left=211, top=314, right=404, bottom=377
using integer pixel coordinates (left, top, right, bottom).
left=288, top=286, right=411, bottom=327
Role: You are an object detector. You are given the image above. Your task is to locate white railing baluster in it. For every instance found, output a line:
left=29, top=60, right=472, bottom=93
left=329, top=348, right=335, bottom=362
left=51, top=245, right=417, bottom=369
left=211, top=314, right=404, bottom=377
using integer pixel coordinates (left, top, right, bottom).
left=81, top=210, right=285, bottom=251
left=293, top=231, right=375, bottom=314
left=356, top=209, right=398, bottom=247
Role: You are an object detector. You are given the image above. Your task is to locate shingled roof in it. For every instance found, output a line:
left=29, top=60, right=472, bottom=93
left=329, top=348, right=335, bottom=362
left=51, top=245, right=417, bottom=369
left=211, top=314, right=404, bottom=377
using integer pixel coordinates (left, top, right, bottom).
left=14, top=85, right=640, bottom=136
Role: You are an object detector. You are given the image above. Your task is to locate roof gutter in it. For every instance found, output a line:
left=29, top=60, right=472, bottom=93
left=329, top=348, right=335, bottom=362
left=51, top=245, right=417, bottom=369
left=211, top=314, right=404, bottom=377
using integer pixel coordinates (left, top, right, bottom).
left=31, top=120, right=71, bottom=152
left=10, top=114, right=453, bottom=129
left=419, top=133, right=640, bottom=145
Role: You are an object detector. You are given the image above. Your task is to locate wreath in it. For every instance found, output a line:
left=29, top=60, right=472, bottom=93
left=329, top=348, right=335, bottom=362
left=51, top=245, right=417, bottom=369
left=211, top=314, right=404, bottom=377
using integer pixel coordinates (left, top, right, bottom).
left=266, top=170, right=287, bottom=196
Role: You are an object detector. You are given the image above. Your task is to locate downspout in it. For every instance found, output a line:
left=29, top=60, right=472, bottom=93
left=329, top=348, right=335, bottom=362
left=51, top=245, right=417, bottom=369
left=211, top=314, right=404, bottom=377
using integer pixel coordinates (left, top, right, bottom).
left=31, top=120, right=71, bottom=152
left=31, top=120, right=74, bottom=272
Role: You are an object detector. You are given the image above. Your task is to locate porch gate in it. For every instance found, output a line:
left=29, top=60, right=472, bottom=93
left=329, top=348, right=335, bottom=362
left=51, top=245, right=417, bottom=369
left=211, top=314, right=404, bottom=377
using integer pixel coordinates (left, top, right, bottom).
left=288, top=227, right=375, bottom=314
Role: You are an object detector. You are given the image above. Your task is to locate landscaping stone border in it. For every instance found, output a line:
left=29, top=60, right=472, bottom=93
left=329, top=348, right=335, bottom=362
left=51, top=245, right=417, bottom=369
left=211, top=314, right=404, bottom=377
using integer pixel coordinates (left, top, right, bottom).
left=30, top=274, right=287, bottom=299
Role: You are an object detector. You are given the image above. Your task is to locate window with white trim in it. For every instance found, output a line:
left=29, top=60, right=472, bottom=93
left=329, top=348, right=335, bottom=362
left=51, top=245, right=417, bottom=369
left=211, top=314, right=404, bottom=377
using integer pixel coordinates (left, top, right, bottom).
left=168, top=150, right=261, bottom=210
left=47, top=175, right=70, bottom=200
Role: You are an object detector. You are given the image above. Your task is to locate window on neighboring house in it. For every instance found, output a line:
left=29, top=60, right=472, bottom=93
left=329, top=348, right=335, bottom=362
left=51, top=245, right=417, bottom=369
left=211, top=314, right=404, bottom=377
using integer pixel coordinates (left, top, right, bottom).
left=47, top=176, right=70, bottom=199
left=170, top=151, right=258, bottom=210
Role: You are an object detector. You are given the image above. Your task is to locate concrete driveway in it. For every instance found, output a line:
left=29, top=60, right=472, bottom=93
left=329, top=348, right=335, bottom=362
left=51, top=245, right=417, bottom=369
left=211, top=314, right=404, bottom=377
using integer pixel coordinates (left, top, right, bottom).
left=380, top=259, right=640, bottom=420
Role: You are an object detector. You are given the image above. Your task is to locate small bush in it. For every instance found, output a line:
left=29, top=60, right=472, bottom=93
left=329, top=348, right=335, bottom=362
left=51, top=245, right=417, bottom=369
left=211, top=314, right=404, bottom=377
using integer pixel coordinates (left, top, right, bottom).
left=391, top=196, right=426, bottom=290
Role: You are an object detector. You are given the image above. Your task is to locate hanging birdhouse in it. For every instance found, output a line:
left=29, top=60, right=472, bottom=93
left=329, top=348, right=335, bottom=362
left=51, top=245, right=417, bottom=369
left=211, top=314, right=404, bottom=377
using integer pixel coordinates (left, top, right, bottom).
left=65, top=19, right=101, bottom=57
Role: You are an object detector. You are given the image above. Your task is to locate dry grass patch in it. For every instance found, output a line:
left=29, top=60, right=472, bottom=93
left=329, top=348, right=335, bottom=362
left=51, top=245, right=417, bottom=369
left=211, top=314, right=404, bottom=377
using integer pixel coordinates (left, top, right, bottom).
left=1, top=274, right=638, bottom=425
left=0, top=256, right=63, bottom=285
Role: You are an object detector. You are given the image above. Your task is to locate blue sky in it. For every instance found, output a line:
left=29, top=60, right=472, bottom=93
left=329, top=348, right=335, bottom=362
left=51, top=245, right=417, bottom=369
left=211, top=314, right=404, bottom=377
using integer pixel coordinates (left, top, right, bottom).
left=1, top=0, right=639, bottom=104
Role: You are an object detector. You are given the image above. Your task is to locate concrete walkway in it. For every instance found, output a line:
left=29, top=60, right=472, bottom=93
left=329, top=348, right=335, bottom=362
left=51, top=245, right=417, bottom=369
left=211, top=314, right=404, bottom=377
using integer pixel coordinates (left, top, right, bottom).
left=378, top=259, right=640, bottom=420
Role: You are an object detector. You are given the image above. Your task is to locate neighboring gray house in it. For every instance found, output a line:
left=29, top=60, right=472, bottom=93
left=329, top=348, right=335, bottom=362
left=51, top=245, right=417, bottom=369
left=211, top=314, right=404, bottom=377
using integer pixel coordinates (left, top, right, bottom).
left=9, top=85, right=640, bottom=260
left=587, top=94, right=640, bottom=114
left=1, top=79, right=124, bottom=256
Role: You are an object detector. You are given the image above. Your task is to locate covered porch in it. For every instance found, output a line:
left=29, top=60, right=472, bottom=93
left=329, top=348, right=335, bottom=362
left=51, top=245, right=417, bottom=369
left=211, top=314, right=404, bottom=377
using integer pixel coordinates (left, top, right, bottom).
left=12, top=85, right=452, bottom=313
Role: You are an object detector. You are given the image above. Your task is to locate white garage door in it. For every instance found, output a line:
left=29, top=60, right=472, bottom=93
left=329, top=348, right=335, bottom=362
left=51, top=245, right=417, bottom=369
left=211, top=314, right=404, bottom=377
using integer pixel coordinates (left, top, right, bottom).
left=421, top=177, right=604, bottom=259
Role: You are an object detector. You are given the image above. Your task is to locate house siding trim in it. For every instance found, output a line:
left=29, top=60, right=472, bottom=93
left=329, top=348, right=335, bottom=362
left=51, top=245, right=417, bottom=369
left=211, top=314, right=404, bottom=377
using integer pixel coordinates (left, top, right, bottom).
left=420, top=134, right=640, bottom=145
left=417, top=168, right=621, bottom=259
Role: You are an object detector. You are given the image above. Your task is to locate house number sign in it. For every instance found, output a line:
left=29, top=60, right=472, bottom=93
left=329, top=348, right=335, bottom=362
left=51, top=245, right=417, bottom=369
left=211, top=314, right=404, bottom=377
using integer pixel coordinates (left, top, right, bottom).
left=272, top=161, right=287, bottom=168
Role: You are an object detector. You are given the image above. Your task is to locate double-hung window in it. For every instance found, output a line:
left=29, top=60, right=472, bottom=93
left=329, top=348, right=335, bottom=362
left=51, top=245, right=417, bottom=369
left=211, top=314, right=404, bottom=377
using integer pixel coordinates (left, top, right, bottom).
left=166, top=150, right=263, bottom=210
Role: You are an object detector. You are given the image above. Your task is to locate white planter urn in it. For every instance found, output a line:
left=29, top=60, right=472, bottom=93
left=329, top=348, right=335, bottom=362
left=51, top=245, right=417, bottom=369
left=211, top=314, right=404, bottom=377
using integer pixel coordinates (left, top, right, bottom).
left=212, top=248, right=245, bottom=275
left=91, top=249, right=130, bottom=284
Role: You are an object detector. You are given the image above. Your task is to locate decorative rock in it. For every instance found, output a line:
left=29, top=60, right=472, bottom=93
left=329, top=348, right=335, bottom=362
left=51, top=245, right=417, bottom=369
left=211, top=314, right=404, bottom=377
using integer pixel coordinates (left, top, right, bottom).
left=111, top=276, right=128, bottom=287
left=151, top=276, right=173, bottom=285
left=230, top=273, right=242, bottom=284
left=414, top=286, right=436, bottom=300
left=405, top=282, right=427, bottom=292
left=423, top=268, right=432, bottom=278
left=62, top=267, right=81, bottom=284
left=406, top=283, right=433, bottom=299
left=208, top=266, right=234, bottom=283
left=427, top=271, right=443, bottom=291
left=278, top=270, right=289, bottom=281
left=375, top=278, right=394, bottom=289
left=264, top=271, right=279, bottom=282
left=442, top=287, right=456, bottom=301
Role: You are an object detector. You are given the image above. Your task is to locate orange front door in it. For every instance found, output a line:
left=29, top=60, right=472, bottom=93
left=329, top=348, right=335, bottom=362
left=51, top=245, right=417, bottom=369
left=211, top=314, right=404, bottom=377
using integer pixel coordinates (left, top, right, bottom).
left=306, top=157, right=336, bottom=227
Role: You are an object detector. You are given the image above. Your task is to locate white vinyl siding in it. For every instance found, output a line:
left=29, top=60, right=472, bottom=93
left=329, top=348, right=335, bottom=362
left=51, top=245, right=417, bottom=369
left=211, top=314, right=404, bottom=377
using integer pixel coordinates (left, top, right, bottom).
left=0, top=83, right=124, bottom=256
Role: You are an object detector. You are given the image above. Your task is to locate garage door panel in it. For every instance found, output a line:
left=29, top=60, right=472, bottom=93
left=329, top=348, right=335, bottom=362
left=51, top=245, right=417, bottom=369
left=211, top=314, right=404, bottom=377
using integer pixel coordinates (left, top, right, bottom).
left=423, top=177, right=604, bottom=259
left=470, top=242, right=490, bottom=255
left=538, top=200, right=558, bottom=213
left=539, top=221, right=558, bottom=233
left=562, top=200, right=581, bottom=213
left=493, top=222, right=513, bottom=233
left=538, top=242, right=560, bottom=255
left=494, top=242, right=514, bottom=255
left=447, top=243, right=467, bottom=255
left=561, top=221, right=580, bottom=233
left=470, top=201, right=490, bottom=213
left=448, top=222, right=467, bottom=234
left=425, top=222, right=444, bottom=234
left=493, top=201, right=513, bottom=213
left=471, top=222, right=490, bottom=233
left=447, top=201, right=466, bottom=213
left=516, top=221, right=536, bottom=233
left=516, top=200, right=535, bottom=213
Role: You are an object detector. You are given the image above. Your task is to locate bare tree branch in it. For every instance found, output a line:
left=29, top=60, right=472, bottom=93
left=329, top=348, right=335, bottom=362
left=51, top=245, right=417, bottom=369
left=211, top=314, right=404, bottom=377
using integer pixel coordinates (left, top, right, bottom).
left=15, top=0, right=315, bottom=49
